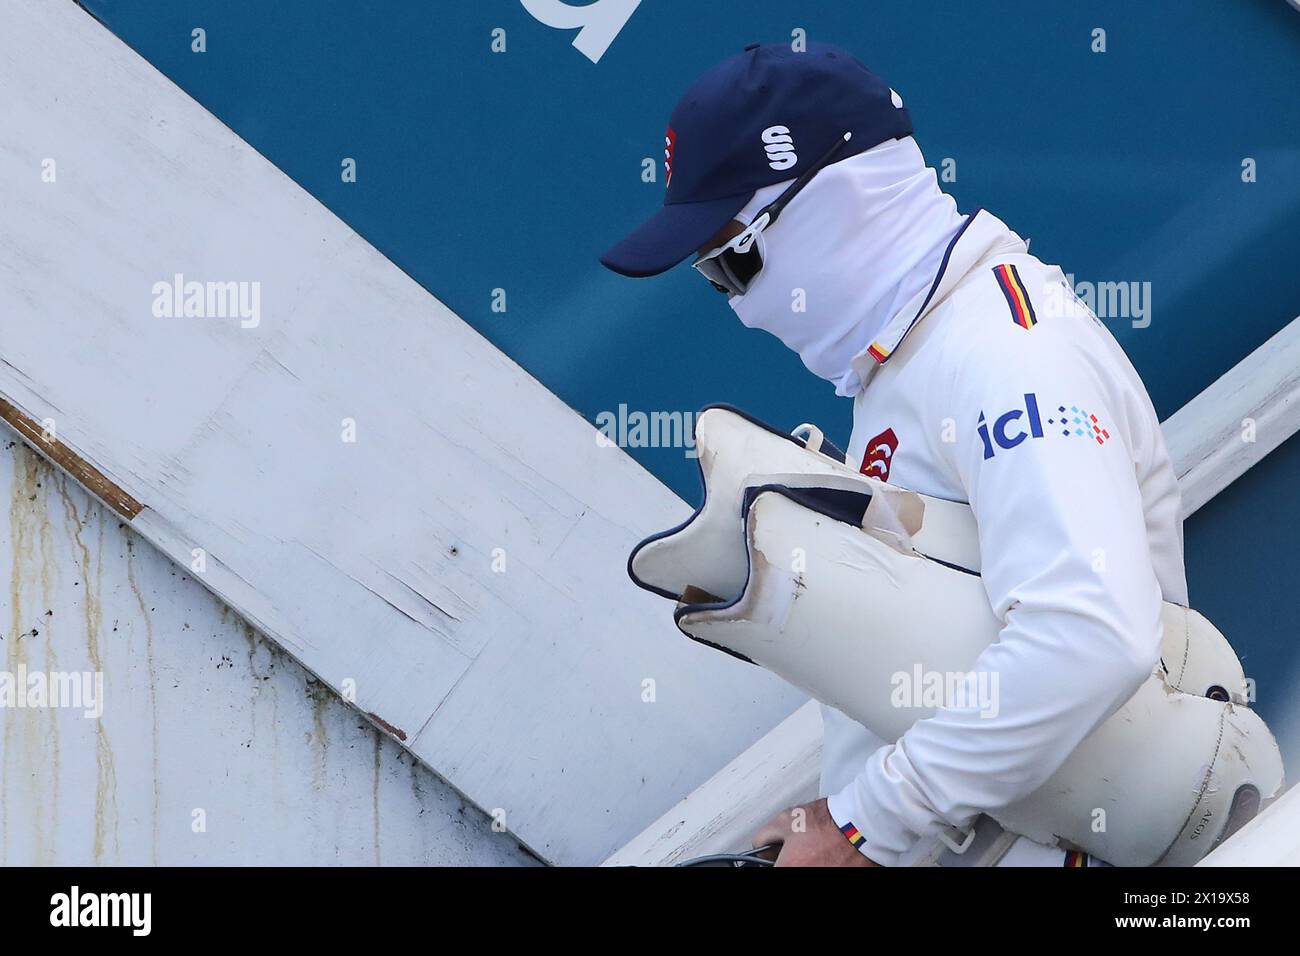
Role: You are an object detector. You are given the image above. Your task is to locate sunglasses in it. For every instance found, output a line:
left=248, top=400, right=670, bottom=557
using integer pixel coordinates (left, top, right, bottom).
left=692, top=131, right=853, bottom=296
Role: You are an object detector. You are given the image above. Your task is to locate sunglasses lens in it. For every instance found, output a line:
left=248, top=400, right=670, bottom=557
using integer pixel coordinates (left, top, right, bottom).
left=694, top=235, right=765, bottom=296
left=694, top=257, right=733, bottom=294
left=721, top=244, right=763, bottom=289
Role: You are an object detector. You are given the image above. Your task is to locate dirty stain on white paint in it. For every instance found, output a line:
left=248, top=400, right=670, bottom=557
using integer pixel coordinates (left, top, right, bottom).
left=0, top=440, right=539, bottom=866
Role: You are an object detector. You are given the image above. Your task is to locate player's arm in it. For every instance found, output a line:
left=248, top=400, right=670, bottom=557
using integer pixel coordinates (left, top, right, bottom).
left=824, top=326, right=1165, bottom=866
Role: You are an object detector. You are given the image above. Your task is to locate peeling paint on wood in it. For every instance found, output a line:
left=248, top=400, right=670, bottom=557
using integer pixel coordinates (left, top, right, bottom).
left=0, top=398, right=142, bottom=520
left=367, top=713, right=408, bottom=742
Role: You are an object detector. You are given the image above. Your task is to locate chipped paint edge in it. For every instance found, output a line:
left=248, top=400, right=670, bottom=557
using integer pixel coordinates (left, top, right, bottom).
left=0, top=396, right=143, bottom=520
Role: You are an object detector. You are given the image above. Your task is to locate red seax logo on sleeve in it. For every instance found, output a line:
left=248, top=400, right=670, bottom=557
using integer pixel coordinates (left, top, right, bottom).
left=860, top=427, right=899, bottom=482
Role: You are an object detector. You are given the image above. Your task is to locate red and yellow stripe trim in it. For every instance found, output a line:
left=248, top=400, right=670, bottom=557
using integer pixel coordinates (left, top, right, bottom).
left=993, top=263, right=1038, bottom=330
left=839, top=821, right=866, bottom=849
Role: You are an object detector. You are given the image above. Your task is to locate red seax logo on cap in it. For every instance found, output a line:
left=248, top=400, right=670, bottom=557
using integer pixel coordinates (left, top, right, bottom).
left=664, top=127, right=676, bottom=187
left=860, top=427, right=899, bottom=482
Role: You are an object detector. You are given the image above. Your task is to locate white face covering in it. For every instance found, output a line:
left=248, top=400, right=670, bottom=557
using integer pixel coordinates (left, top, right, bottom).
left=726, top=136, right=966, bottom=397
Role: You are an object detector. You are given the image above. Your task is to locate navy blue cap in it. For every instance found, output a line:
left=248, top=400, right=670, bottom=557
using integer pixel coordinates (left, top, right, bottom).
left=600, top=42, right=912, bottom=278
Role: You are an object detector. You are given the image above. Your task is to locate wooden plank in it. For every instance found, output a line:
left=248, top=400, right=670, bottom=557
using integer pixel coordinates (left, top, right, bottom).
left=0, top=0, right=803, bottom=865
left=1164, top=316, right=1300, bottom=516
left=604, top=318, right=1300, bottom=866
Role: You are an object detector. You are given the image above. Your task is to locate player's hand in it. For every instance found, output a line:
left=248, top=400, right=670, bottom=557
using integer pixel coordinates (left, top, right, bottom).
left=751, top=798, right=879, bottom=867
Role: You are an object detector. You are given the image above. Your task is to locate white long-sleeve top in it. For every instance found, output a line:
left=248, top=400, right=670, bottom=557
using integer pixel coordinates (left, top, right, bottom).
left=822, top=210, right=1188, bottom=866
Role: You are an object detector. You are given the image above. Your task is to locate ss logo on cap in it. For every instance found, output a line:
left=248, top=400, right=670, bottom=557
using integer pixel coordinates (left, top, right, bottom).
left=761, top=126, right=797, bottom=170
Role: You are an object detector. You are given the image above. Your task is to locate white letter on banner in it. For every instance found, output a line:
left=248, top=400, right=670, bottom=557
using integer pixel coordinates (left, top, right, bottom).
left=519, top=0, right=641, bottom=63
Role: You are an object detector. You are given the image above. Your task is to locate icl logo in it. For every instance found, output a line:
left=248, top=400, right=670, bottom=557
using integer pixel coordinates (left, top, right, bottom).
left=520, top=0, right=641, bottom=63
left=978, top=392, right=1112, bottom=459
left=977, top=393, right=1044, bottom=460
